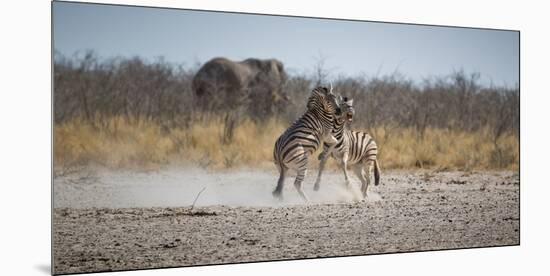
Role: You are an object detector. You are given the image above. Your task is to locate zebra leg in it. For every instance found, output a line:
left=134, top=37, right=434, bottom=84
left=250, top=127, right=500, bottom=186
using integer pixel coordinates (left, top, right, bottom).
left=272, top=167, right=286, bottom=200
left=314, top=152, right=329, bottom=191
left=361, top=161, right=374, bottom=199
left=322, top=134, right=338, bottom=161
left=341, top=152, right=351, bottom=188
left=294, top=168, right=310, bottom=202
left=314, top=135, right=338, bottom=191
left=352, top=165, right=368, bottom=199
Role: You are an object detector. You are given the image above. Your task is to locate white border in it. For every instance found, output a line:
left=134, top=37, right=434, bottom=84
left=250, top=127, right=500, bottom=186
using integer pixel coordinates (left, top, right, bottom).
left=2, top=0, right=550, bottom=275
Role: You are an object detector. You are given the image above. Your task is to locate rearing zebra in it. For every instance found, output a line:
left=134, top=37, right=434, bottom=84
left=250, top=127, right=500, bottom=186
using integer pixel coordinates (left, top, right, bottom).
left=273, top=86, right=341, bottom=202
left=313, top=97, right=381, bottom=199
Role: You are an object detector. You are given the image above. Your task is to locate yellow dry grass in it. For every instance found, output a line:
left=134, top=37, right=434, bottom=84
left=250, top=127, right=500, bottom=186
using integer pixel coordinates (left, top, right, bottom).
left=372, top=127, right=518, bottom=171
left=54, top=117, right=519, bottom=171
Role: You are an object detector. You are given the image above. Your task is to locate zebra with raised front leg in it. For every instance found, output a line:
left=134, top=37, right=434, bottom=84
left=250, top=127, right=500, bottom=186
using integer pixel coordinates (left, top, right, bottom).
left=272, top=86, right=342, bottom=202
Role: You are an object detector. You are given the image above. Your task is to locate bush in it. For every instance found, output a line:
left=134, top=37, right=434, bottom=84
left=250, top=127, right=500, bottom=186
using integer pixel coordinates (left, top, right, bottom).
left=53, top=52, right=519, bottom=171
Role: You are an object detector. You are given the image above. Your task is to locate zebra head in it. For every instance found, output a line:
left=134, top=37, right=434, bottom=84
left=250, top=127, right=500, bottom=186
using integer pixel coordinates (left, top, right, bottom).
left=308, top=86, right=342, bottom=116
left=340, top=96, right=355, bottom=123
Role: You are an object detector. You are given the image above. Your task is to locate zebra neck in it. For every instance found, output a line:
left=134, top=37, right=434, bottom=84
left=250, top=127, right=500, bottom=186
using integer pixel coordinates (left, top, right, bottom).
left=308, top=107, right=333, bottom=132
left=332, top=118, right=346, bottom=141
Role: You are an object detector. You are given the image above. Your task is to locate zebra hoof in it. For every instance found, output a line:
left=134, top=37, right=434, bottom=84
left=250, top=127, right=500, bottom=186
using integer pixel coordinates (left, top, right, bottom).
left=313, top=183, right=320, bottom=191
left=272, top=190, right=283, bottom=200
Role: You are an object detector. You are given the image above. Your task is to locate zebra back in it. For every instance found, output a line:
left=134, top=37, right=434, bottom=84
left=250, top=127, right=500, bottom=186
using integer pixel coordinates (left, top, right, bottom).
left=346, top=130, right=378, bottom=164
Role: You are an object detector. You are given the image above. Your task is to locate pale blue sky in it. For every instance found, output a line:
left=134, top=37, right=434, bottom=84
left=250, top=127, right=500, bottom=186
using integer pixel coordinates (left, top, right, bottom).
left=53, top=1, right=519, bottom=87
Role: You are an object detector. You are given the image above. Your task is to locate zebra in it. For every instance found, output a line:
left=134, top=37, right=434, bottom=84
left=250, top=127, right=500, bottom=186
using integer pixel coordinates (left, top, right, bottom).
left=313, top=97, right=381, bottom=199
left=272, top=86, right=342, bottom=202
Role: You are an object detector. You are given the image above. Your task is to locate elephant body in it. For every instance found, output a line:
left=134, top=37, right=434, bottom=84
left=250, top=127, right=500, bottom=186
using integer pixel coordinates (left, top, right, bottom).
left=192, top=57, right=288, bottom=117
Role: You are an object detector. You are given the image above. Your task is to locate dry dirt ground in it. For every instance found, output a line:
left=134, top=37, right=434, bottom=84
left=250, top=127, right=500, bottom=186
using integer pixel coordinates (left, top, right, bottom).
left=53, top=169, right=519, bottom=274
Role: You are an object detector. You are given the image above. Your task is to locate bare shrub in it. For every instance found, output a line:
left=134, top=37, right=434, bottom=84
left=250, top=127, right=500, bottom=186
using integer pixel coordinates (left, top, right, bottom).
left=53, top=52, right=519, bottom=170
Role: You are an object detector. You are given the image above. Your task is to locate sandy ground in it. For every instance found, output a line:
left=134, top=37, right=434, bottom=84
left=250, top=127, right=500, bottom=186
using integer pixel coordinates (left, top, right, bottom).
left=53, top=168, right=519, bottom=275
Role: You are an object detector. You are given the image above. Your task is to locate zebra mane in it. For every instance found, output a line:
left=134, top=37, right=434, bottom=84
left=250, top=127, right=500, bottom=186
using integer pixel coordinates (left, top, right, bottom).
left=307, top=86, right=337, bottom=113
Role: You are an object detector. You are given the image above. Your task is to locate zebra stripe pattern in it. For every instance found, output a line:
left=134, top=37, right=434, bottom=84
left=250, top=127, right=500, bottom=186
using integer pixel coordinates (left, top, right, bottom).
left=273, top=86, right=341, bottom=202
left=314, top=97, right=381, bottom=199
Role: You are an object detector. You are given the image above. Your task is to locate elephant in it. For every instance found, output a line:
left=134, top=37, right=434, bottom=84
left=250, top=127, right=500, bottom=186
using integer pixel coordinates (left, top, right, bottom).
left=192, top=57, right=289, bottom=118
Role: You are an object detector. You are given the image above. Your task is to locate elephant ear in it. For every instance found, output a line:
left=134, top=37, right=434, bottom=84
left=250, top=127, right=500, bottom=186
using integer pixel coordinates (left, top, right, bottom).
left=274, top=60, right=285, bottom=78
left=276, top=60, right=284, bottom=72
left=264, top=60, right=277, bottom=77
left=265, top=60, right=282, bottom=79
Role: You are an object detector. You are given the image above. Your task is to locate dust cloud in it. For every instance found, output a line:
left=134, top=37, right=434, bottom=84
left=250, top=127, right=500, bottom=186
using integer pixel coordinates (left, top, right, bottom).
left=53, top=167, right=381, bottom=208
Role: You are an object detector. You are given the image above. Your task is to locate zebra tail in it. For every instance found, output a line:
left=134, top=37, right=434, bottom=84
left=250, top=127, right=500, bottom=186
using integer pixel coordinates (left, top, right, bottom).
left=374, top=159, right=381, bottom=186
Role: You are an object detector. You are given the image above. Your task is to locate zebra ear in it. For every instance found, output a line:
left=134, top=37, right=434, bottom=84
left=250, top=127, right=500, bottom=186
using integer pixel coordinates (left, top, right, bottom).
left=347, top=99, right=353, bottom=105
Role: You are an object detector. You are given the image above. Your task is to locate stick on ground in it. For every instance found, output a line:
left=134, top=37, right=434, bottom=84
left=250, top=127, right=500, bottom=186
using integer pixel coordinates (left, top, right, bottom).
left=190, top=187, right=206, bottom=210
